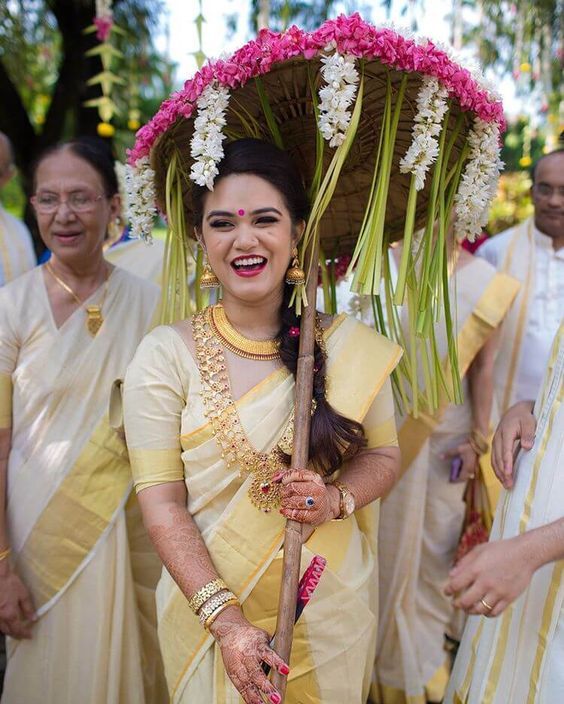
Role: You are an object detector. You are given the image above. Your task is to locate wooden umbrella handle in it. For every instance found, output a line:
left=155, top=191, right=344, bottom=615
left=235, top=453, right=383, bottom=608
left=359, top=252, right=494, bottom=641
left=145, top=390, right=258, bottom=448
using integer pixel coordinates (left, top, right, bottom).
left=271, top=242, right=320, bottom=698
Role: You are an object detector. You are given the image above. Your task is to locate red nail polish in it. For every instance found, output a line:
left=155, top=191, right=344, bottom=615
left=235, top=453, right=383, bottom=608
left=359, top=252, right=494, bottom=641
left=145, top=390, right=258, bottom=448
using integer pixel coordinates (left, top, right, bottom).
left=270, top=694, right=282, bottom=704
left=279, top=664, right=290, bottom=676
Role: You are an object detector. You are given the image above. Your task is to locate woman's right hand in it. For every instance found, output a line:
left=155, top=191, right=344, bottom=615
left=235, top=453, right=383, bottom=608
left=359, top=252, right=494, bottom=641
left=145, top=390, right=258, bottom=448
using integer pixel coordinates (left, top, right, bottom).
left=0, top=561, right=36, bottom=638
left=209, top=604, right=289, bottom=704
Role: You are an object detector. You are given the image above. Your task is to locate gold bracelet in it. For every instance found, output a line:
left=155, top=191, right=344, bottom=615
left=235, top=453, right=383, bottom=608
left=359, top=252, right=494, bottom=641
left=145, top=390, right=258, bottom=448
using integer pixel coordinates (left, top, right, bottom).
left=0, top=547, right=11, bottom=562
left=203, top=597, right=240, bottom=632
left=204, top=597, right=239, bottom=631
left=198, top=590, right=238, bottom=626
left=469, top=429, right=489, bottom=457
left=187, top=578, right=228, bottom=614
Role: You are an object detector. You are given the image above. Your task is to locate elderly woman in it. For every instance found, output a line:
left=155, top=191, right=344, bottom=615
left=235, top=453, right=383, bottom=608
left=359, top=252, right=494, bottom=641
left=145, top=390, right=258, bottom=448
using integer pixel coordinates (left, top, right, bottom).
left=123, top=138, right=402, bottom=704
left=0, top=138, right=165, bottom=703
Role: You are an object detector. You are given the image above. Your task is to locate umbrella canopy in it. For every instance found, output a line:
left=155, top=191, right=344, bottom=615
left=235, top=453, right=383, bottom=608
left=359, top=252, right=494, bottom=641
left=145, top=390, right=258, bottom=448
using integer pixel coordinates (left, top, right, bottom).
left=126, top=13, right=505, bottom=411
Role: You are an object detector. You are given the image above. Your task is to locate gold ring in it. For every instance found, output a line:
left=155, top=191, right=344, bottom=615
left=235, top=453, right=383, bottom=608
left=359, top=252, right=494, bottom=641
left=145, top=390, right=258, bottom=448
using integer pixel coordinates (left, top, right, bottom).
left=480, top=598, right=493, bottom=611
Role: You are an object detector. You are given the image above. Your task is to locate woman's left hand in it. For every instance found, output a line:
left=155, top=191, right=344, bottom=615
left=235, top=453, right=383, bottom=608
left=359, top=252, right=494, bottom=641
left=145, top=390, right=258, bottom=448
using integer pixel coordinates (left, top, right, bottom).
left=444, top=534, right=538, bottom=617
left=277, top=469, right=335, bottom=526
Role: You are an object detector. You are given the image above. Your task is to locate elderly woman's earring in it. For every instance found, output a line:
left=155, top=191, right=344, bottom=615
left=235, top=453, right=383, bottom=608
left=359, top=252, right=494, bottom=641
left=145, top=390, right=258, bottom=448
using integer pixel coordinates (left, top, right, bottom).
left=200, top=258, right=220, bottom=288
left=286, top=247, right=305, bottom=285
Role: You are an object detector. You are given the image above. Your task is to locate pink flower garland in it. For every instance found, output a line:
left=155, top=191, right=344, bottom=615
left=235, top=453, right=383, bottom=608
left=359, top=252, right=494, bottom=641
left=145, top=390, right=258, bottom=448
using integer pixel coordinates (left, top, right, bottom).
left=127, top=13, right=505, bottom=166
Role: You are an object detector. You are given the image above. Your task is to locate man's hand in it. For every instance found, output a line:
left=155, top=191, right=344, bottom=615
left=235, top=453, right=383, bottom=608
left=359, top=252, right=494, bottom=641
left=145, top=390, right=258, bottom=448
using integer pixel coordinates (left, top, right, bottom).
left=491, top=400, right=535, bottom=489
left=444, top=534, right=538, bottom=617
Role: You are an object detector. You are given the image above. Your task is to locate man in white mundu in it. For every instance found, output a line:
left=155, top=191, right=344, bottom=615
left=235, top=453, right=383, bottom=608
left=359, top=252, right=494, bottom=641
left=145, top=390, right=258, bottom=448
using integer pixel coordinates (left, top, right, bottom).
left=476, top=149, right=564, bottom=416
left=444, top=320, right=564, bottom=703
left=0, top=132, right=35, bottom=287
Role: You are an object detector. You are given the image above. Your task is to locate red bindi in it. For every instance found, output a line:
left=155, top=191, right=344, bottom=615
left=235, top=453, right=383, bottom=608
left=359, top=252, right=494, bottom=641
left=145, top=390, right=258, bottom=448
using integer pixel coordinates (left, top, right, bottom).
left=237, top=209, right=245, bottom=216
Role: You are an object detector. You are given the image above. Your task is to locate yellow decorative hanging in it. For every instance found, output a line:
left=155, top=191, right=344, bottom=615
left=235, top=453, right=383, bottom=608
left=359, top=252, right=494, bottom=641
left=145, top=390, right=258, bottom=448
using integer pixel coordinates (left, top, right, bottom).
left=83, top=0, right=124, bottom=134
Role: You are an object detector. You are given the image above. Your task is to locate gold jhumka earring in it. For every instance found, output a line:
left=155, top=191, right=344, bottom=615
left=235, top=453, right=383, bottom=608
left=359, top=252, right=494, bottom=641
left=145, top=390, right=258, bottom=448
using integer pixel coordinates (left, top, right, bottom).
left=200, top=258, right=220, bottom=288
left=285, top=247, right=305, bottom=285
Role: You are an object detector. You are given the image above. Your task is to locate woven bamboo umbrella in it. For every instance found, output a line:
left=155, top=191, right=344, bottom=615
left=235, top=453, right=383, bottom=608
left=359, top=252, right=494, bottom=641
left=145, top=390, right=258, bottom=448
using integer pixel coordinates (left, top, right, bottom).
left=127, top=15, right=505, bottom=702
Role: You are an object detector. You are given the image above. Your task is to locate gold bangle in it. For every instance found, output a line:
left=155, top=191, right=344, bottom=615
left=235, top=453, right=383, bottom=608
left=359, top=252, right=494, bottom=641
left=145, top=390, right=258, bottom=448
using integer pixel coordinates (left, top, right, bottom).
left=187, top=578, right=228, bottom=614
left=198, top=590, right=238, bottom=626
left=0, top=547, right=11, bottom=562
left=203, top=597, right=240, bottom=632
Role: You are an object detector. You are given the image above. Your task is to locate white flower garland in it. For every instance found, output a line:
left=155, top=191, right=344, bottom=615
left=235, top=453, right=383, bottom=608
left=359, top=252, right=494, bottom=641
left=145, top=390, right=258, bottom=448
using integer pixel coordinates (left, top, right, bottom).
left=189, top=82, right=230, bottom=190
left=125, top=157, right=157, bottom=242
left=399, top=76, right=449, bottom=191
left=454, top=118, right=503, bottom=241
left=317, top=52, right=359, bottom=148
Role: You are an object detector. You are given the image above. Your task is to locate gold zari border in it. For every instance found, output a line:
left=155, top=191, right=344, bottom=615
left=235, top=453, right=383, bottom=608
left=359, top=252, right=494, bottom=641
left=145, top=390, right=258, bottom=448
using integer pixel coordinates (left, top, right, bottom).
left=15, top=416, right=131, bottom=612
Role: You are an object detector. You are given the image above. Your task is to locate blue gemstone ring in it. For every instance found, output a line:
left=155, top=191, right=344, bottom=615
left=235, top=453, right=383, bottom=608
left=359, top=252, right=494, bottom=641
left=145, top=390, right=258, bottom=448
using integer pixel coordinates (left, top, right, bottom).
left=305, top=496, right=315, bottom=508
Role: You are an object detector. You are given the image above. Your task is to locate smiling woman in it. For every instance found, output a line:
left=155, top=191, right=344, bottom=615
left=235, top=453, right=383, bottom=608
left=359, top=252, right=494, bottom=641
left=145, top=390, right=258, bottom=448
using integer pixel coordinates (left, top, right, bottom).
left=122, top=137, right=402, bottom=704
left=0, top=138, right=167, bottom=703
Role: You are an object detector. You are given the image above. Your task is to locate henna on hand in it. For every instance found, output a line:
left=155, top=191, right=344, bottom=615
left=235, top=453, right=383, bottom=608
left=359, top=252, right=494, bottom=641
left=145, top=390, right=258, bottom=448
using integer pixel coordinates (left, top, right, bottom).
left=147, top=503, right=218, bottom=596
left=279, top=469, right=333, bottom=526
left=209, top=606, right=288, bottom=704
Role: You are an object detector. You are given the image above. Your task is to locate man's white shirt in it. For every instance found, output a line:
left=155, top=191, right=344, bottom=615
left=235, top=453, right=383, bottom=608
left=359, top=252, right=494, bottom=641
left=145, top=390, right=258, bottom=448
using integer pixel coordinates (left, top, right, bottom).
left=477, top=222, right=564, bottom=402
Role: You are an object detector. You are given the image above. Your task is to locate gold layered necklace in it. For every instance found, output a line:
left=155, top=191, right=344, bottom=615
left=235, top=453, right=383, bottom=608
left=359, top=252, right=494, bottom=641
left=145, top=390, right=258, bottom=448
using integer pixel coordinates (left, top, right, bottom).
left=209, top=302, right=280, bottom=361
left=193, top=307, right=295, bottom=512
left=45, top=262, right=110, bottom=336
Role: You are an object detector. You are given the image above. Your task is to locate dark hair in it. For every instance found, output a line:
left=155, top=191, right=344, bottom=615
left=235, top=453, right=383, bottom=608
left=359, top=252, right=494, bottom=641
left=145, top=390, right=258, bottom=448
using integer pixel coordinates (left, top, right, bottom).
left=531, top=148, right=564, bottom=184
left=32, top=136, right=118, bottom=196
left=192, top=138, right=366, bottom=475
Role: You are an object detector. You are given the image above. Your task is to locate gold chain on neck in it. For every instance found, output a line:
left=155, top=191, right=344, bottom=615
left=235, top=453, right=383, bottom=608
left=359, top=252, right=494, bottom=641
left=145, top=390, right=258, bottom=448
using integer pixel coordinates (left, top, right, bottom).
left=45, top=262, right=110, bottom=336
left=210, top=302, right=280, bottom=361
left=193, top=307, right=293, bottom=512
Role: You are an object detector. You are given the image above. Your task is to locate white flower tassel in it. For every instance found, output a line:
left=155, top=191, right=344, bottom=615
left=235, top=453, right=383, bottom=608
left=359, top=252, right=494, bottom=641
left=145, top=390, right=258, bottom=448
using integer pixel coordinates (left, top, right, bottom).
left=189, top=82, right=230, bottom=190
left=400, top=75, right=449, bottom=190
left=125, top=157, right=157, bottom=243
left=317, top=52, right=359, bottom=148
left=454, top=118, right=503, bottom=242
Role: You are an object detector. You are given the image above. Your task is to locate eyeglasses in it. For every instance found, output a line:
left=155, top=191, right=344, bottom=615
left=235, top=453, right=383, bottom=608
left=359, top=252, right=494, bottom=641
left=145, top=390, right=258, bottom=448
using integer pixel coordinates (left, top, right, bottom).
left=31, top=192, right=106, bottom=214
left=533, top=184, right=564, bottom=200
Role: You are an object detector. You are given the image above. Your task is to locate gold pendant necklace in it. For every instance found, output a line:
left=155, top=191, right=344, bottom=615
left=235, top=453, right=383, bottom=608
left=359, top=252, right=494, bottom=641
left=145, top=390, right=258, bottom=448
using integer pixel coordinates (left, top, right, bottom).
left=193, top=307, right=295, bottom=512
left=210, top=303, right=280, bottom=361
left=45, top=262, right=109, bottom=336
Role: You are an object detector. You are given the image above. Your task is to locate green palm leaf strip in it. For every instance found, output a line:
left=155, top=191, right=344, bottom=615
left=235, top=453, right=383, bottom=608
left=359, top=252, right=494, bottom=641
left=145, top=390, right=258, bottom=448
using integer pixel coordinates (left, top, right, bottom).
left=348, top=72, right=407, bottom=296
left=255, top=77, right=284, bottom=149
left=161, top=153, right=191, bottom=324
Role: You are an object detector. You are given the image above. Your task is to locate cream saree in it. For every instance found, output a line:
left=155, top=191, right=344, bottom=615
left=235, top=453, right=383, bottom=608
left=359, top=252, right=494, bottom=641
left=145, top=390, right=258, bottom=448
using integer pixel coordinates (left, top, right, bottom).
left=374, top=257, right=520, bottom=704
left=445, top=321, right=564, bottom=704
left=0, top=266, right=165, bottom=704
left=123, top=313, right=402, bottom=704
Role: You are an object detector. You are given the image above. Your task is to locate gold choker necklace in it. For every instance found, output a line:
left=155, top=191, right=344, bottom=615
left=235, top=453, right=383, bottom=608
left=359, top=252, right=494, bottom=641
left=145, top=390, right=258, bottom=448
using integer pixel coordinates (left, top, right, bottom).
left=45, top=262, right=110, bottom=336
left=209, top=303, right=280, bottom=361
